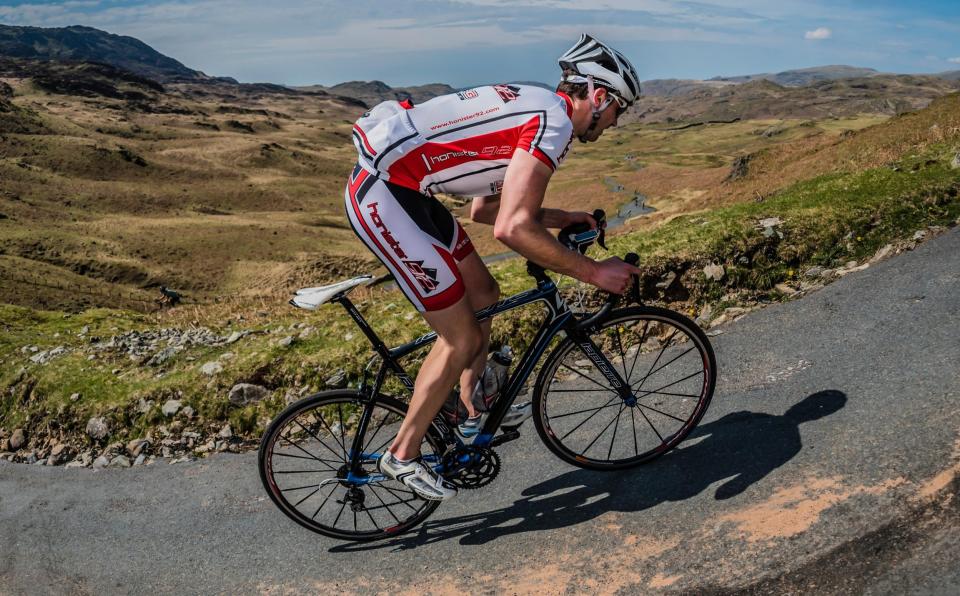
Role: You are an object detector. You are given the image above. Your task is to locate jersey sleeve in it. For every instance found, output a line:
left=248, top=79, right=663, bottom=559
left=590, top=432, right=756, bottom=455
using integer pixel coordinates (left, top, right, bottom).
left=516, top=98, right=574, bottom=171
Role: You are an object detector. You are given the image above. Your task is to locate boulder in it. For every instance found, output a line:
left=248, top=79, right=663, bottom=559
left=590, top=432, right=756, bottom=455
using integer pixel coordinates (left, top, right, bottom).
left=85, top=417, right=110, bottom=440
left=228, top=383, right=271, bottom=406
left=200, top=361, right=223, bottom=376
left=951, top=152, right=960, bottom=170
left=9, top=428, right=26, bottom=450
left=702, top=263, right=725, bottom=282
left=162, top=399, right=182, bottom=417
left=108, top=455, right=132, bottom=468
left=126, top=438, right=151, bottom=457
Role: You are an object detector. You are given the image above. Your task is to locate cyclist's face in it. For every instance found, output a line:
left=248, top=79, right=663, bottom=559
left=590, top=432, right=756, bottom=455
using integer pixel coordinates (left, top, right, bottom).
left=580, top=90, right=620, bottom=142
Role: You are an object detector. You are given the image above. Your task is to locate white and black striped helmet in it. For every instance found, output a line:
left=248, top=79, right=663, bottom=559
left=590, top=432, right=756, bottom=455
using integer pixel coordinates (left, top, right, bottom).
left=559, top=34, right=641, bottom=104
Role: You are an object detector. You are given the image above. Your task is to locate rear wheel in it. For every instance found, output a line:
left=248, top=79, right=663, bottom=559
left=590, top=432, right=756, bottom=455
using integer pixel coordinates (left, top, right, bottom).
left=258, top=390, right=445, bottom=541
left=532, top=306, right=716, bottom=470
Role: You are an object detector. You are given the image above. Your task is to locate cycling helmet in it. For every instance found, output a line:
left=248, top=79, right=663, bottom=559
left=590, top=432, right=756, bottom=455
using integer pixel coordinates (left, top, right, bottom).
left=558, top=33, right=641, bottom=104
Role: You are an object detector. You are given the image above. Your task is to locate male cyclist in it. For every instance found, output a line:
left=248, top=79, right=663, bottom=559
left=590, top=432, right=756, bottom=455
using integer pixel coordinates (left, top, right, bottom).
left=344, top=34, right=642, bottom=500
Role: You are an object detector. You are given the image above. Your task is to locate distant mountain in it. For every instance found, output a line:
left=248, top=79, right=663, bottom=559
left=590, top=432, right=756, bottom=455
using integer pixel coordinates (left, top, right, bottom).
left=296, top=81, right=456, bottom=108
left=0, top=24, right=233, bottom=83
left=708, top=65, right=882, bottom=86
left=629, top=74, right=960, bottom=124
left=934, top=70, right=960, bottom=81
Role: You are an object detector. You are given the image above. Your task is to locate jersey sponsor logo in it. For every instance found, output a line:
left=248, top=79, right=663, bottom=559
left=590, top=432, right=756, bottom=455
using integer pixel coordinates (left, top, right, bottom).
left=403, top=260, right=439, bottom=292
left=480, top=145, right=513, bottom=156
left=457, top=89, right=479, bottom=100
left=367, top=202, right=408, bottom=260
left=493, top=84, right=521, bottom=103
left=429, top=150, right=478, bottom=165
left=428, top=106, right=501, bottom=131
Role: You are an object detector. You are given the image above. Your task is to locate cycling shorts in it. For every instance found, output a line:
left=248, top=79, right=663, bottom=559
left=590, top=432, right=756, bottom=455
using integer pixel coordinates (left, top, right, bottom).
left=344, top=164, right=475, bottom=312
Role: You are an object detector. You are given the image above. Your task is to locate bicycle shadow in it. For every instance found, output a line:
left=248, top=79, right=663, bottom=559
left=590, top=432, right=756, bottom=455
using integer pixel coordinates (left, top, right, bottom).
left=330, top=389, right=847, bottom=552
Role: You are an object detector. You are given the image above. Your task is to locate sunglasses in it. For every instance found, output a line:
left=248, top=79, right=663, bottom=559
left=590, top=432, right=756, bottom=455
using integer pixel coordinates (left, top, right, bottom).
left=608, top=93, right=629, bottom=117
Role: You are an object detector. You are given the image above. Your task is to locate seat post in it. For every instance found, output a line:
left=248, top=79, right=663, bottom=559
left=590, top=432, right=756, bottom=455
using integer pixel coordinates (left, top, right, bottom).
left=334, top=294, right=393, bottom=360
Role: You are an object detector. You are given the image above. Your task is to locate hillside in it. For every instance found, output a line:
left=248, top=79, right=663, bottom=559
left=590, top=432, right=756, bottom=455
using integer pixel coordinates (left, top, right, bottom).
left=0, top=24, right=230, bottom=83
left=629, top=74, right=960, bottom=124
left=0, top=57, right=373, bottom=312
left=296, top=80, right=456, bottom=108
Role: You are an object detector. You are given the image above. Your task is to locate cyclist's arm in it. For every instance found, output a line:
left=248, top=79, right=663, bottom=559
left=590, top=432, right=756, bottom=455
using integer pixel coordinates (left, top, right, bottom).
left=471, top=194, right=591, bottom=229
left=494, top=150, right=598, bottom=282
left=470, top=194, right=501, bottom=225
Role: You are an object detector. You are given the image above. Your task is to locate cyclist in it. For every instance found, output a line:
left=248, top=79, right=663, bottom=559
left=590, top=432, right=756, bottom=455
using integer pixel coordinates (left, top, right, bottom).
left=344, top=34, right=643, bottom=500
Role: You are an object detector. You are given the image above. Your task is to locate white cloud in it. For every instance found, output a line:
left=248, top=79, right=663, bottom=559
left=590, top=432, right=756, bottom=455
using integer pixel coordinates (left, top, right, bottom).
left=804, top=27, right=832, bottom=40
left=948, top=57, right=960, bottom=64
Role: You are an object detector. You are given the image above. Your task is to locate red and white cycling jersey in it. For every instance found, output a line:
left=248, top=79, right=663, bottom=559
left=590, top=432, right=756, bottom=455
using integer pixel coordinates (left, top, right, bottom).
left=352, top=84, right=575, bottom=197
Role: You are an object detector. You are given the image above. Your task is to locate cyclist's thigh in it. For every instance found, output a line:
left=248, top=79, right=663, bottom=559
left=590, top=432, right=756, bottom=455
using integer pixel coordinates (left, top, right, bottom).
left=457, top=250, right=500, bottom=311
left=344, top=166, right=470, bottom=313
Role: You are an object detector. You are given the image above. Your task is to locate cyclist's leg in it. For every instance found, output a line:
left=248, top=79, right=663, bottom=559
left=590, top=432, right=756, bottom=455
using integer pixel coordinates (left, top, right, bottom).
left=391, top=296, right=485, bottom=460
left=455, top=251, right=501, bottom=417
left=344, top=169, right=487, bottom=460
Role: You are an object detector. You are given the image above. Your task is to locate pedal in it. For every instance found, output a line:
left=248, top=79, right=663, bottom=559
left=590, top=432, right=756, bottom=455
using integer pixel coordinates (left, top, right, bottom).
left=490, top=428, right=521, bottom=447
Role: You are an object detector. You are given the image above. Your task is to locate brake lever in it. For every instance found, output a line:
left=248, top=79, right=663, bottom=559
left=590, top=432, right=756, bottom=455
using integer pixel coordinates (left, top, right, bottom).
left=593, top=208, right=607, bottom=249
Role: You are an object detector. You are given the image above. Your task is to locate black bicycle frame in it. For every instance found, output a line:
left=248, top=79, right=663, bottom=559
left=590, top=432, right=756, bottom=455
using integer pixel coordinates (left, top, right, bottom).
left=333, top=268, right=633, bottom=473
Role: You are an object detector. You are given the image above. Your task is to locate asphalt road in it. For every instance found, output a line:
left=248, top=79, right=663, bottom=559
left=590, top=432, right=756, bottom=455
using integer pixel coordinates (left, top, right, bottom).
left=2, top=228, right=959, bottom=595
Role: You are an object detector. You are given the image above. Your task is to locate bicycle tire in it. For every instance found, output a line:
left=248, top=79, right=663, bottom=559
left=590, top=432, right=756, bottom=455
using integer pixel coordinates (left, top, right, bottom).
left=532, top=306, right=716, bottom=470
left=258, top=390, right=445, bottom=541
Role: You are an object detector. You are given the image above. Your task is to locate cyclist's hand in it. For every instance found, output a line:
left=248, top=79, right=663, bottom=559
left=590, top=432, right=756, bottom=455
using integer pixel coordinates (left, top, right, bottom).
left=590, top=257, right=642, bottom=294
left=563, top=210, right=597, bottom=230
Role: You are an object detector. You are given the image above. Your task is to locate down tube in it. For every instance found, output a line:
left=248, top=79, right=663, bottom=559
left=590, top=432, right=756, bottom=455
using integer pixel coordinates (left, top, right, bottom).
left=473, top=309, right=572, bottom=446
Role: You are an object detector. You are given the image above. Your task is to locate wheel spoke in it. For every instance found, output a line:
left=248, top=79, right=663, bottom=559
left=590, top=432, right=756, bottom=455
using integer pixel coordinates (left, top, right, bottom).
left=634, top=369, right=705, bottom=398
left=282, top=483, right=327, bottom=493
left=361, top=410, right=395, bottom=459
left=580, top=402, right=625, bottom=456
left=607, top=403, right=625, bottom=460
left=294, top=487, right=320, bottom=507
left=626, top=319, right=651, bottom=380
left=559, top=395, right=620, bottom=440
left=636, top=401, right=688, bottom=424
left=558, top=362, right=620, bottom=395
left=273, top=452, right=343, bottom=464
left=635, top=329, right=679, bottom=393
left=631, top=345, right=696, bottom=386
left=630, top=408, right=639, bottom=456
left=368, top=486, right=404, bottom=524
left=637, top=406, right=665, bottom=442
left=549, top=399, right=622, bottom=420
left=310, top=483, right=339, bottom=519
left=292, top=418, right=346, bottom=464
left=613, top=324, right=629, bottom=379
left=276, top=435, right=339, bottom=472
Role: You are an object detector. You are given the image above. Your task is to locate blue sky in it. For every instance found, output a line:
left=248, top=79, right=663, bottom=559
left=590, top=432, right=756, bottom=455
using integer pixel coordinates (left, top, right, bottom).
left=1, top=0, right=959, bottom=87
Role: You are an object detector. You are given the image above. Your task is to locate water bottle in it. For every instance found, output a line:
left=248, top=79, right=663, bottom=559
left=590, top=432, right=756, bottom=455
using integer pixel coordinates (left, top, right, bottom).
left=471, top=345, right=513, bottom=413
left=441, top=388, right=469, bottom=425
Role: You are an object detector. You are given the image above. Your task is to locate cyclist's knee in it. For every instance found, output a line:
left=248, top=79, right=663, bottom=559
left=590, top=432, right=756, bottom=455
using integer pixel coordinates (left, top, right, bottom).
left=445, top=326, right=485, bottom=363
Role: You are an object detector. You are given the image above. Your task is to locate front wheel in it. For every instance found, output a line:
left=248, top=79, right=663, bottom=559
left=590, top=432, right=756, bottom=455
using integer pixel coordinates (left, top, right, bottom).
left=532, top=306, right=716, bottom=470
left=258, top=390, right=445, bottom=541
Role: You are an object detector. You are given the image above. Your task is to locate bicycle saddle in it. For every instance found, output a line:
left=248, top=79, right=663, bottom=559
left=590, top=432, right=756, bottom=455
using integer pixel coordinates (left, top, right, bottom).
left=290, top=275, right=373, bottom=309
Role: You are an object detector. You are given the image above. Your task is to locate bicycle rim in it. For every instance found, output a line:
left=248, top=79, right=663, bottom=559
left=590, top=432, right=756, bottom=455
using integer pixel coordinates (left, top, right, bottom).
left=533, top=306, right=716, bottom=470
left=258, top=390, right=444, bottom=541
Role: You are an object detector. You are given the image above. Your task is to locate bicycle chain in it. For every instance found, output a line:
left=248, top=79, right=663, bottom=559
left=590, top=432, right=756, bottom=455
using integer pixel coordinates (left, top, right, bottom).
left=439, top=445, right=501, bottom=490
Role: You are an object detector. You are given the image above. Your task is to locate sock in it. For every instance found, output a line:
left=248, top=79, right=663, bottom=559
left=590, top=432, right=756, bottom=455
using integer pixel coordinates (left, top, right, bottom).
left=391, top=453, right=414, bottom=465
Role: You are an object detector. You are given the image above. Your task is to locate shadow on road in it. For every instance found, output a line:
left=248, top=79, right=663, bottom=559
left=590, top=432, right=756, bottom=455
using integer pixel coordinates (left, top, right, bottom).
left=331, top=389, right=847, bottom=552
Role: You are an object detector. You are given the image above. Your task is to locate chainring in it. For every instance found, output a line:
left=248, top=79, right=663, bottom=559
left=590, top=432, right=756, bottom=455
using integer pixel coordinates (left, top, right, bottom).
left=440, top=445, right=501, bottom=490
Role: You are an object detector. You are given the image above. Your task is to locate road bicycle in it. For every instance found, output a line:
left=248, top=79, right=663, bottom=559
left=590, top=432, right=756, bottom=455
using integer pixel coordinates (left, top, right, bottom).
left=258, top=212, right=717, bottom=541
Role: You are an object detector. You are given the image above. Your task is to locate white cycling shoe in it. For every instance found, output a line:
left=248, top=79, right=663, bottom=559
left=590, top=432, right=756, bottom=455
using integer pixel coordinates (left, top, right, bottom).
left=377, top=451, right=458, bottom=501
left=502, top=401, right=533, bottom=428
